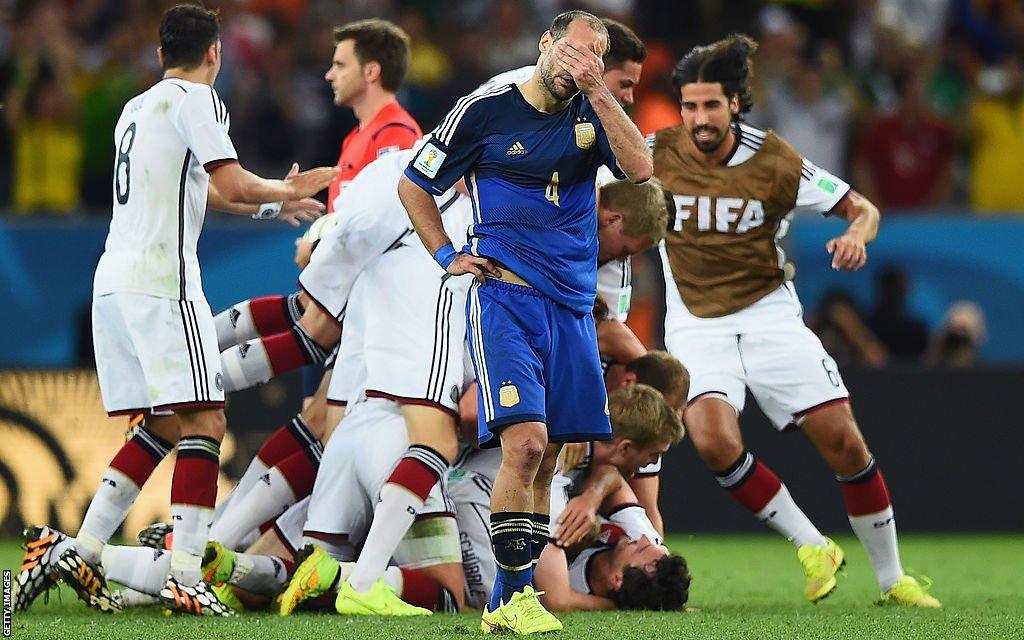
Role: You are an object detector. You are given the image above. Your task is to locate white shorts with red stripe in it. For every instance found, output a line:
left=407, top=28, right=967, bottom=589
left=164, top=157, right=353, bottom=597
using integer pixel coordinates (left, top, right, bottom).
left=326, top=240, right=469, bottom=414
left=92, top=292, right=224, bottom=415
left=663, top=270, right=849, bottom=430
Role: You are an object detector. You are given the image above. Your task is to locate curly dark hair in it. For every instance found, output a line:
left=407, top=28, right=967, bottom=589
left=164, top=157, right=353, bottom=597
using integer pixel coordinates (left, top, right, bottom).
left=609, top=553, right=691, bottom=611
left=670, top=33, right=758, bottom=119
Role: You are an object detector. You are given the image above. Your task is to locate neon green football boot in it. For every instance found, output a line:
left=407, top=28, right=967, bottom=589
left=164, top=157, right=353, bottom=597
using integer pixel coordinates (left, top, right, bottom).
left=334, top=579, right=432, bottom=616
left=480, top=586, right=562, bottom=635
left=878, top=575, right=941, bottom=608
left=797, top=537, right=845, bottom=603
left=278, top=544, right=340, bottom=616
left=201, top=540, right=236, bottom=585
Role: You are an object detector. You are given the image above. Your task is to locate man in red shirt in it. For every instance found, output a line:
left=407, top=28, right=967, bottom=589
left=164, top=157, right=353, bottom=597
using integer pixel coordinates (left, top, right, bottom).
left=853, top=72, right=955, bottom=210
left=324, top=20, right=423, bottom=209
left=208, top=20, right=421, bottom=523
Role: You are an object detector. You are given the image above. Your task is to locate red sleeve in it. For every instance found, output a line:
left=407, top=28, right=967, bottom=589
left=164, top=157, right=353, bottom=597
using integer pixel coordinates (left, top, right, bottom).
left=371, top=122, right=421, bottom=155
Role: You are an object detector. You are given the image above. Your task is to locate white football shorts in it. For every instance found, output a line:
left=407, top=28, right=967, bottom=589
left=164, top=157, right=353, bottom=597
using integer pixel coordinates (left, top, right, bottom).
left=92, top=292, right=224, bottom=415
left=664, top=278, right=849, bottom=430
left=326, top=242, right=469, bottom=413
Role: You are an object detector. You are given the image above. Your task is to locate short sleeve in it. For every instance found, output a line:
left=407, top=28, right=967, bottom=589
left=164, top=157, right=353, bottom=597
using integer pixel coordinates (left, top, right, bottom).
left=175, top=87, right=237, bottom=170
left=596, top=123, right=627, bottom=181
left=794, top=158, right=851, bottom=216
left=404, top=96, right=487, bottom=195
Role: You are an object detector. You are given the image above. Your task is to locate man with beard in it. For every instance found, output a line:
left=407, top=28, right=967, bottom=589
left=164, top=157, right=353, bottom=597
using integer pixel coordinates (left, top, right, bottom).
left=650, top=34, right=939, bottom=607
left=400, top=10, right=652, bottom=634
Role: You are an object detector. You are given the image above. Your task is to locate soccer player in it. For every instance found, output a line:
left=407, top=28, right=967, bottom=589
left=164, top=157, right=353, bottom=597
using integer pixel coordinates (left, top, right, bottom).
left=652, top=34, right=940, bottom=607
left=216, top=19, right=422, bottom=395
left=400, top=11, right=652, bottom=633
left=14, top=4, right=337, bottom=617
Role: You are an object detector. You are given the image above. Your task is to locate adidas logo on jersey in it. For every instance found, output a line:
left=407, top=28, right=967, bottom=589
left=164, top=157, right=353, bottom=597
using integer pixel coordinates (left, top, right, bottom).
left=506, top=141, right=527, bottom=156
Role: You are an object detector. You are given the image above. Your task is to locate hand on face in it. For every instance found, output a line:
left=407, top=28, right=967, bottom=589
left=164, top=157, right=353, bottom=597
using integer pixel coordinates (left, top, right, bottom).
left=551, top=39, right=605, bottom=96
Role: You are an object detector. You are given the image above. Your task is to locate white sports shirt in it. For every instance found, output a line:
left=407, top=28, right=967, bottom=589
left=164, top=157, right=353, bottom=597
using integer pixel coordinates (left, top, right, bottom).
left=94, top=78, right=238, bottom=301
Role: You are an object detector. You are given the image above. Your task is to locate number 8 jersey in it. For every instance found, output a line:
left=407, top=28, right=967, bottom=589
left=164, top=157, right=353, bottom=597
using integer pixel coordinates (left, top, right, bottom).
left=94, top=78, right=238, bottom=302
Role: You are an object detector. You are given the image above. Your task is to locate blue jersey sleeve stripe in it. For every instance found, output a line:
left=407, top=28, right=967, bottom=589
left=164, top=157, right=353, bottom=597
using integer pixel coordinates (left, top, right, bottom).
left=437, top=85, right=512, bottom=146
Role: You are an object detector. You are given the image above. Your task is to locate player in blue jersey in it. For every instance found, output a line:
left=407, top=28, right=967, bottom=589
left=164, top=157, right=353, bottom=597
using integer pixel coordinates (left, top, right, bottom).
left=399, top=10, right=652, bottom=635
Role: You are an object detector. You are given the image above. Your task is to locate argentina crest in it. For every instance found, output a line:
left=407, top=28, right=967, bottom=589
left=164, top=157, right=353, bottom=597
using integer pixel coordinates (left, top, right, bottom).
left=574, top=121, right=596, bottom=149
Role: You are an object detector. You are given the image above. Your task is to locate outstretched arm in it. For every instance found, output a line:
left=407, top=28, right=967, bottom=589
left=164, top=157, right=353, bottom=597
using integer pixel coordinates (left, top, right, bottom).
left=208, top=163, right=325, bottom=226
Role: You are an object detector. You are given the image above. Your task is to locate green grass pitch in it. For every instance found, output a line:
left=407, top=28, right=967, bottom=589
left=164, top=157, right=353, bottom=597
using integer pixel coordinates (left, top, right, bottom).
left=5, top=533, right=1022, bottom=640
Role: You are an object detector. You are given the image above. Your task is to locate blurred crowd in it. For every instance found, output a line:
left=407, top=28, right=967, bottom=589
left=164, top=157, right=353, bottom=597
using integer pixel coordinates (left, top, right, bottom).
left=1, top=0, right=1022, bottom=216
left=809, top=267, right=988, bottom=368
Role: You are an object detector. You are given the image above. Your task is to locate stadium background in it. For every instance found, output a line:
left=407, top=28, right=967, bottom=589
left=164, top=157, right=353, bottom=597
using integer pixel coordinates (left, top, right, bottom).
left=0, top=0, right=1021, bottom=538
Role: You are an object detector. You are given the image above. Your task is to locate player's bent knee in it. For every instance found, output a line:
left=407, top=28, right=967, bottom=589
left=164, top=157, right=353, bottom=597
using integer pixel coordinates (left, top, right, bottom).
left=402, top=404, right=458, bottom=462
left=299, top=304, right=341, bottom=347
left=301, top=396, right=328, bottom=437
left=177, top=407, right=227, bottom=441
left=499, top=423, right=547, bottom=475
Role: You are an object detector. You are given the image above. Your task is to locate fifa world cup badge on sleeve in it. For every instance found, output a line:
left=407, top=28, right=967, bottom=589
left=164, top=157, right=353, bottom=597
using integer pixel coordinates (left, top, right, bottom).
left=499, top=383, right=521, bottom=408
left=414, top=143, right=446, bottom=178
left=574, top=122, right=596, bottom=150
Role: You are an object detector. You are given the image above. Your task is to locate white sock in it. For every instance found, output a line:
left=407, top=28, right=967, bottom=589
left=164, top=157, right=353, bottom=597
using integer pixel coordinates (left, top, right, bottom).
left=849, top=506, right=903, bottom=591
left=210, top=466, right=297, bottom=549
left=102, top=545, right=171, bottom=596
left=301, top=535, right=356, bottom=561
left=336, top=561, right=403, bottom=593
left=117, top=588, right=161, bottom=608
left=347, top=483, right=426, bottom=593
left=77, top=468, right=142, bottom=564
left=383, top=565, right=403, bottom=593
left=168, top=504, right=215, bottom=585
left=229, top=552, right=290, bottom=596
left=214, top=455, right=270, bottom=524
left=755, top=485, right=829, bottom=548
left=220, top=339, right=273, bottom=392
left=215, top=300, right=259, bottom=351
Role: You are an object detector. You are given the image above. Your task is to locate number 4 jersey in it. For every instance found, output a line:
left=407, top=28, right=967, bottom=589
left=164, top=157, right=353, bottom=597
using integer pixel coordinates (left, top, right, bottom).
left=651, top=122, right=849, bottom=318
left=94, top=78, right=238, bottom=302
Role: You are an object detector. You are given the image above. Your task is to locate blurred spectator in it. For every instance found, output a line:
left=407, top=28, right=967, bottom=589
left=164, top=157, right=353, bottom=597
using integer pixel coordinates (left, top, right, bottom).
left=631, top=41, right=681, bottom=135
left=482, top=0, right=538, bottom=76
left=926, top=301, right=987, bottom=366
left=755, top=41, right=857, bottom=174
left=968, top=54, right=1024, bottom=213
left=853, top=69, right=956, bottom=210
left=866, top=267, right=929, bottom=361
left=396, top=7, right=452, bottom=124
left=5, top=2, right=83, bottom=214
left=950, top=0, right=1024, bottom=66
left=811, top=290, right=888, bottom=367
left=78, top=23, right=150, bottom=208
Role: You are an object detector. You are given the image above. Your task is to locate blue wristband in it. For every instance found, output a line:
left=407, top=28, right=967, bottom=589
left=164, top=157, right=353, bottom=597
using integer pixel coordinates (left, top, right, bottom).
left=433, top=244, right=457, bottom=270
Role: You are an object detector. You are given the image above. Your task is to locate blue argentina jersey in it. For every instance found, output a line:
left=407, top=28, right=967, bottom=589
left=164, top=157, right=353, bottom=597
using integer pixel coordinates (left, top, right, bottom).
left=404, top=84, right=625, bottom=315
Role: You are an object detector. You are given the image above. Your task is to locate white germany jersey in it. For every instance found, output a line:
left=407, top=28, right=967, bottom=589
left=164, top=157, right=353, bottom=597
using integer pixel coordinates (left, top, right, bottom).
left=94, top=78, right=238, bottom=301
